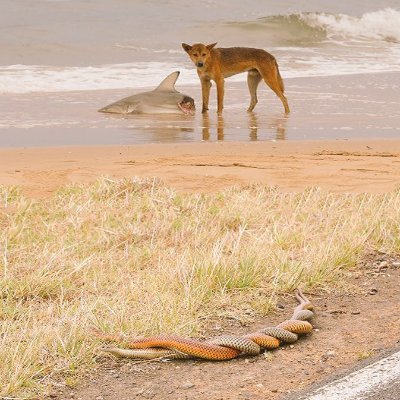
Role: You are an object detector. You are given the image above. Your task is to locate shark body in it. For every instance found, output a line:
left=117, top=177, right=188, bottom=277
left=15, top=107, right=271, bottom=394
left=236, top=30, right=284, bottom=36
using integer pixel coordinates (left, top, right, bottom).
left=98, top=71, right=195, bottom=115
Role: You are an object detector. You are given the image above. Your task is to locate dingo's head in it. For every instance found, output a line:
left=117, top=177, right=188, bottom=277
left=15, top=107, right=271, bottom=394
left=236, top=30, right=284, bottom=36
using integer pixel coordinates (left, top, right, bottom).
left=182, top=42, right=217, bottom=69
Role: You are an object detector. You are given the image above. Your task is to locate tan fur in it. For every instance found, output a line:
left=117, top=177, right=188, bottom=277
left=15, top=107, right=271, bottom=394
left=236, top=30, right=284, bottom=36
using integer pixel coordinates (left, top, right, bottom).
left=182, top=42, right=290, bottom=114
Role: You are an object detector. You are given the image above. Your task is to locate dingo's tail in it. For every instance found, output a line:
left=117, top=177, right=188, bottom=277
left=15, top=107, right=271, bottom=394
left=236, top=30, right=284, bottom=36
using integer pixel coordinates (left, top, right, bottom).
left=274, top=60, right=285, bottom=93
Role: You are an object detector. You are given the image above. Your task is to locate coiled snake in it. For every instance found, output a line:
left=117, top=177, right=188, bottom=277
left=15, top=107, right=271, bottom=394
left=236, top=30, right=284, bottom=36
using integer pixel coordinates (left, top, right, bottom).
left=96, top=289, right=314, bottom=361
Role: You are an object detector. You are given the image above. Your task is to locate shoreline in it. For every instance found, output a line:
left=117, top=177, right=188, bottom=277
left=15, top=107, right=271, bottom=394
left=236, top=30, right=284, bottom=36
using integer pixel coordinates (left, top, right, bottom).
left=2, top=71, right=400, bottom=147
left=1, top=139, right=400, bottom=198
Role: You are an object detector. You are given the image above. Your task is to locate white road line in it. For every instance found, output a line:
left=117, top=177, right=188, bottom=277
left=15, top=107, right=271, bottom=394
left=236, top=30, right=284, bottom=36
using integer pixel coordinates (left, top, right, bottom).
left=299, top=350, right=400, bottom=400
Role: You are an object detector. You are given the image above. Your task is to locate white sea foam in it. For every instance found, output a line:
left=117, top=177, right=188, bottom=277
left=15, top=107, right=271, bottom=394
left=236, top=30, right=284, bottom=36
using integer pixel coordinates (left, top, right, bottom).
left=301, top=8, right=400, bottom=42
left=1, top=51, right=400, bottom=94
left=0, top=62, right=246, bottom=94
left=0, top=63, right=198, bottom=94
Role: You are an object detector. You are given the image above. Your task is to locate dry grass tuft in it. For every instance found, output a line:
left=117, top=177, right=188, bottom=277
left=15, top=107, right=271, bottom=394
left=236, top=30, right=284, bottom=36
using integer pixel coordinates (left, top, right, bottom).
left=1, top=178, right=400, bottom=398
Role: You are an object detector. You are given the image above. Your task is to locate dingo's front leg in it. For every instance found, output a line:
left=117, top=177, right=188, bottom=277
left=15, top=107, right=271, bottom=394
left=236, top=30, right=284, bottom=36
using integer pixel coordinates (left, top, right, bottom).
left=200, top=78, right=211, bottom=113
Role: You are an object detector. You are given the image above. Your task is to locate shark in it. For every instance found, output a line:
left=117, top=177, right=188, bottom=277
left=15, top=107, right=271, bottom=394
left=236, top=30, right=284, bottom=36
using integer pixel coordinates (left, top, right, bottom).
left=98, top=71, right=195, bottom=115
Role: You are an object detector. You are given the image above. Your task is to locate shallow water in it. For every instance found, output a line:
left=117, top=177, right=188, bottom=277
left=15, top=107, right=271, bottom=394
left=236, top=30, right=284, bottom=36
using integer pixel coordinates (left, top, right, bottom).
left=1, top=72, right=399, bottom=147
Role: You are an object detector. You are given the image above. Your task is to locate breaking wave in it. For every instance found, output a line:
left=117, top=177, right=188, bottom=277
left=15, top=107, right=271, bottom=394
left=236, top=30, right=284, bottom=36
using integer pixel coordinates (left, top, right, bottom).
left=300, top=8, right=400, bottom=42
left=0, top=63, right=199, bottom=94
left=222, top=8, right=400, bottom=43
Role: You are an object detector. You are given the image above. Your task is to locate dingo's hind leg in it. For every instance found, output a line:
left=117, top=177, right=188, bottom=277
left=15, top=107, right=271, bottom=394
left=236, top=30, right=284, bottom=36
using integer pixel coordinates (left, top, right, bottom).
left=258, top=61, right=290, bottom=114
left=247, top=69, right=262, bottom=112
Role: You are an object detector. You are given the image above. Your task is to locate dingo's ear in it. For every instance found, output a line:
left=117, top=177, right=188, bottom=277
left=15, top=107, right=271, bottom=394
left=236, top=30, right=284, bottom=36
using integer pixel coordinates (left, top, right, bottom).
left=206, top=42, right=217, bottom=50
left=182, top=43, right=192, bottom=53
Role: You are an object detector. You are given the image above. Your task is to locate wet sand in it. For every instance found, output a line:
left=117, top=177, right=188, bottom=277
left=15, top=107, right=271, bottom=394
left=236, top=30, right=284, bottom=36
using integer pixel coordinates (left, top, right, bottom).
left=1, top=139, right=400, bottom=198
left=1, top=72, right=400, bottom=146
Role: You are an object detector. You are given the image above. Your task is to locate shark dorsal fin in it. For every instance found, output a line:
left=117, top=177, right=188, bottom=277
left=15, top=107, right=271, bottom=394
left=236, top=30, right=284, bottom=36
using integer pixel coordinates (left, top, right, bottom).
left=154, top=71, right=180, bottom=91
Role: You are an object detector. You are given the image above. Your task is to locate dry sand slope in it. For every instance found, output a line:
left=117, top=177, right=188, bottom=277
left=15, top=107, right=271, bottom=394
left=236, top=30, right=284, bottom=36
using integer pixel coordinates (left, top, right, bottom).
left=1, top=139, right=400, bottom=198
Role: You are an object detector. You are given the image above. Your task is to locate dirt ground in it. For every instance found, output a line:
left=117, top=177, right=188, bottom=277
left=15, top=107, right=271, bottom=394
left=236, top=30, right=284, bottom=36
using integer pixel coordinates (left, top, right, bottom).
left=52, top=252, right=400, bottom=400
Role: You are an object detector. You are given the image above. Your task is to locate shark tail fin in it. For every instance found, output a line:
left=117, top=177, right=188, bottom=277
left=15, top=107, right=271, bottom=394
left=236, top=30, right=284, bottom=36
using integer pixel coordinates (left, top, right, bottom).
left=154, top=71, right=180, bottom=91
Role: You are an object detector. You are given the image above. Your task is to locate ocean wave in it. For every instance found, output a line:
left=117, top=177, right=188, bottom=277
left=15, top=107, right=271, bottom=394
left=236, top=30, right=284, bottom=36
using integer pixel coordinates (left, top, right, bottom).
left=221, top=8, right=400, bottom=44
left=2, top=20, right=400, bottom=95
left=0, top=63, right=200, bottom=94
left=300, top=8, right=400, bottom=43
left=2, top=54, right=400, bottom=94
left=114, top=44, right=183, bottom=54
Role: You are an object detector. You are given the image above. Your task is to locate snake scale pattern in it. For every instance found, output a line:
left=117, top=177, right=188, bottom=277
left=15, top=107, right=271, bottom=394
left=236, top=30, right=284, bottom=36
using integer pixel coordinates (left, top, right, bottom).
left=97, top=289, right=314, bottom=361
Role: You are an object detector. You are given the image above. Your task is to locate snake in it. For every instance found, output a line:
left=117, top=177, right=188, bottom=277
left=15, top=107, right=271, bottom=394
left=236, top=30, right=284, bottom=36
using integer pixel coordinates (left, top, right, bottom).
left=96, top=289, right=314, bottom=361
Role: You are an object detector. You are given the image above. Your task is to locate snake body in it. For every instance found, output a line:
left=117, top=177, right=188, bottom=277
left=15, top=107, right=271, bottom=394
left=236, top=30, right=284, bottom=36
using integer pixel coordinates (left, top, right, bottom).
left=98, top=289, right=314, bottom=361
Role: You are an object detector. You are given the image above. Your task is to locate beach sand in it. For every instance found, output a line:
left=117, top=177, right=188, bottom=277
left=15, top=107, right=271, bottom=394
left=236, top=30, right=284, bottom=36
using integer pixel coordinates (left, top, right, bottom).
left=1, top=139, right=400, bottom=198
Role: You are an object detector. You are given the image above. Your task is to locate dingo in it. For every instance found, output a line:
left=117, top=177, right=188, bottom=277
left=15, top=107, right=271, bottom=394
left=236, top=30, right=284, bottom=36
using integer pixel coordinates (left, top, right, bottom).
left=182, top=42, right=290, bottom=114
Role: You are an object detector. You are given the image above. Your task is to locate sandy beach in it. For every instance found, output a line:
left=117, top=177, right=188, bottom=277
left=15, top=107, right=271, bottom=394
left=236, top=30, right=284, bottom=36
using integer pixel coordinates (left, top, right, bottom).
left=1, top=139, right=400, bottom=198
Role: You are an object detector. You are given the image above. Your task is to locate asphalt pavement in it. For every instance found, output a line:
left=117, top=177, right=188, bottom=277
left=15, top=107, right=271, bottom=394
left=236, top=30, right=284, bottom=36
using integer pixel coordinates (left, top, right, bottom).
left=285, top=349, right=400, bottom=400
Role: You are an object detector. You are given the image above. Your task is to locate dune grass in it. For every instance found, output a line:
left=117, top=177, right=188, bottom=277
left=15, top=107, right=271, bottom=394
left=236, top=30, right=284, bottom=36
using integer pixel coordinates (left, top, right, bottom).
left=1, top=177, right=400, bottom=398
